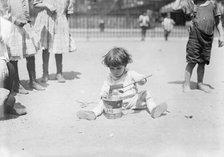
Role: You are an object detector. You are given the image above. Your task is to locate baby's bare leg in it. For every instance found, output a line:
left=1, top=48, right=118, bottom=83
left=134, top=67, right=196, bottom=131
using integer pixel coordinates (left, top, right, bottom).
left=92, top=100, right=105, bottom=117
left=145, top=91, right=167, bottom=118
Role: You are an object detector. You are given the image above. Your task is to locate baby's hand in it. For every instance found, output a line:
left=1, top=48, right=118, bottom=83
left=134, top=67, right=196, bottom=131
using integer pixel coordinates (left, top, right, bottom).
left=136, top=79, right=147, bottom=86
left=14, top=19, right=27, bottom=27
left=46, top=4, right=56, bottom=13
left=112, top=89, right=123, bottom=95
left=101, top=92, right=109, bottom=99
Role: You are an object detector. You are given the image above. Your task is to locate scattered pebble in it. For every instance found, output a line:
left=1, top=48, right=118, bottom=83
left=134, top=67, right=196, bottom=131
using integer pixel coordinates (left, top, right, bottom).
left=109, top=133, right=114, bottom=137
left=185, top=115, right=193, bottom=119
left=80, top=104, right=87, bottom=108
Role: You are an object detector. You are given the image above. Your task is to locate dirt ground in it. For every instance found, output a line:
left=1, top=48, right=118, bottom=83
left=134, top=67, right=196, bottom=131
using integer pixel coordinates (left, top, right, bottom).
left=0, top=38, right=224, bottom=157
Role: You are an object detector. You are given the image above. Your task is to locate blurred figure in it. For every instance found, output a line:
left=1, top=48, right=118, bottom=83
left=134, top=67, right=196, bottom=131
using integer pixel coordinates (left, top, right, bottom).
left=99, top=19, right=105, bottom=32
left=161, top=13, right=175, bottom=41
left=0, top=0, right=45, bottom=94
left=138, top=11, right=149, bottom=41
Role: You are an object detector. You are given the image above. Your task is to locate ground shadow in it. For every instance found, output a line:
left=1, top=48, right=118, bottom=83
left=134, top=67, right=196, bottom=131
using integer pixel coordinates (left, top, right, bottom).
left=131, top=108, right=145, bottom=114
left=201, top=83, right=215, bottom=90
left=20, top=79, right=48, bottom=90
left=0, top=114, right=19, bottom=121
left=168, top=80, right=215, bottom=90
left=46, top=71, right=81, bottom=81
left=20, top=71, right=82, bottom=90
left=0, top=102, right=27, bottom=121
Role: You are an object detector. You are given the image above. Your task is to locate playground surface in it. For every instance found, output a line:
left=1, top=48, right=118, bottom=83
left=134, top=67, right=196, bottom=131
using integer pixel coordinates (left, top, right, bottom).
left=0, top=38, right=224, bottom=157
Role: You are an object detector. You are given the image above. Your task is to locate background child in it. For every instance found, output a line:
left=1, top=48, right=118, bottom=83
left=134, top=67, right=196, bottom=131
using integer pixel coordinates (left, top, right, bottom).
left=0, top=36, right=26, bottom=117
left=173, top=0, right=224, bottom=93
left=33, top=0, right=75, bottom=83
left=138, top=11, right=150, bottom=41
left=77, top=47, right=167, bottom=120
left=161, top=13, right=175, bottom=41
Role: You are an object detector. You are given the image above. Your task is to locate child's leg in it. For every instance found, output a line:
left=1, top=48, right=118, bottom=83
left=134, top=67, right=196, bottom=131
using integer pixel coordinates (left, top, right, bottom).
left=141, top=27, right=146, bottom=40
left=92, top=100, right=104, bottom=117
left=55, top=54, right=66, bottom=83
left=146, top=94, right=157, bottom=113
left=9, top=60, right=19, bottom=92
left=124, top=91, right=167, bottom=118
left=76, top=100, right=104, bottom=120
left=42, top=49, right=50, bottom=83
left=10, top=60, right=29, bottom=94
left=5, top=62, right=15, bottom=93
left=26, top=56, right=45, bottom=90
left=197, top=63, right=205, bottom=84
left=197, top=63, right=210, bottom=93
left=164, top=30, right=169, bottom=40
left=183, top=62, right=196, bottom=92
left=4, top=93, right=15, bottom=114
left=166, top=31, right=171, bottom=40
left=145, top=91, right=167, bottom=118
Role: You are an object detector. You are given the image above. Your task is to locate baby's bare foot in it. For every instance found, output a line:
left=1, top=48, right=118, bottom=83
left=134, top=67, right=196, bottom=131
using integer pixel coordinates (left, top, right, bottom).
left=77, top=110, right=96, bottom=120
left=183, top=84, right=191, bottom=93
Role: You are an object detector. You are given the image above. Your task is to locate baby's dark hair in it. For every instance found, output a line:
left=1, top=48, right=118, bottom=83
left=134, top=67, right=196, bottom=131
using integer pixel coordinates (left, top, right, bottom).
left=103, top=47, right=132, bottom=67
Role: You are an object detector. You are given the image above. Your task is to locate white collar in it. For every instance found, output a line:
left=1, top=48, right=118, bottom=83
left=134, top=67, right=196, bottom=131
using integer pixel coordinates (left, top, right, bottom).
left=199, top=1, right=210, bottom=7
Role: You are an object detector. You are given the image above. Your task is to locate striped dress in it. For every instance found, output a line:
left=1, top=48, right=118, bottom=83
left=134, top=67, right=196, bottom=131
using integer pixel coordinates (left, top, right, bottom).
left=0, top=0, right=38, bottom=60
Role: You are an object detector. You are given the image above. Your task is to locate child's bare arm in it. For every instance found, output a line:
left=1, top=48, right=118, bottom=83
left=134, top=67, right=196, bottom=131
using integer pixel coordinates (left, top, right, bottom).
left=172, top=0, right=182, bottom=11
left=173, top=0, right=194, bottom=16
left=136, top=78, right=147, bottom=86
left=34, top=2, right=56, bottom=13
left=99, top=81, right=110, bottom=98
left=66, top=0, right=75, bottom=15
left=215, top=16, right=224, bottom=47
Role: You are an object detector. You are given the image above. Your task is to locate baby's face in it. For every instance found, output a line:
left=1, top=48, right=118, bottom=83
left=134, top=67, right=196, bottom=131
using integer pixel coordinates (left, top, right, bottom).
left=109, top=65, right=126, bottom=79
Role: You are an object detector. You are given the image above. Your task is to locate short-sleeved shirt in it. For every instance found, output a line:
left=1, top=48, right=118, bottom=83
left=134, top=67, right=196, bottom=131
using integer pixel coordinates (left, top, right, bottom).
left=4, top=0, right=30, bottom=24
left=162, top=17, right=175, bottom=31
left=139, top=15, right=149, bottom=27
left=193, top=1, right=221, bottom=35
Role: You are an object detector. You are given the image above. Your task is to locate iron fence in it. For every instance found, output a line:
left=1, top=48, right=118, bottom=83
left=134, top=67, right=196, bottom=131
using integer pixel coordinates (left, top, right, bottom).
left=69, top=13, right=189, bottom=40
